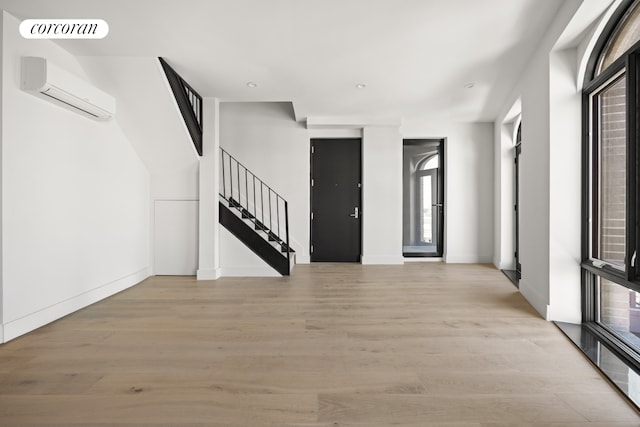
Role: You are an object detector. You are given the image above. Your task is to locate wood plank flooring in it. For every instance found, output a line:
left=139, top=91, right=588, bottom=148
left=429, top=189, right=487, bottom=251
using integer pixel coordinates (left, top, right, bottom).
left=0, top=263, right=638, bottom=426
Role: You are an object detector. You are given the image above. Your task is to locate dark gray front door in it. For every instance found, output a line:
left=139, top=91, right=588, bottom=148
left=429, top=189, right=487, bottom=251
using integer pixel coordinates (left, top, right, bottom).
left=310, top=138, right=362, bottom=262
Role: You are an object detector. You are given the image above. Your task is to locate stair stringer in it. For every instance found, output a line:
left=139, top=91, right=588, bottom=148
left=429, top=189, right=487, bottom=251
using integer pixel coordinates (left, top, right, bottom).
left=219, top=202, right=291, bottom=276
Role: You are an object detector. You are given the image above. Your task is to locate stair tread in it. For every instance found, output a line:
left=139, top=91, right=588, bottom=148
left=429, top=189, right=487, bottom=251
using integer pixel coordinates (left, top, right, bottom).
left=219, top=196, right=293, bottom=276
left=221, top=199, right=294, bottom=249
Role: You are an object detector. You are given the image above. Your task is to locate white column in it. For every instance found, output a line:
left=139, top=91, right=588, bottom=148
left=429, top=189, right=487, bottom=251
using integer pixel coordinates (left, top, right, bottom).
left=361, top=126, right=404, bottom=264
left=548, top=49, right=581, bottom=323
left=197, top=98, right=221, bottom=280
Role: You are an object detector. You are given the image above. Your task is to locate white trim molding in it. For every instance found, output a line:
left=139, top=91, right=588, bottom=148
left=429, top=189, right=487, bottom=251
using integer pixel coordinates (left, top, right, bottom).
left=197, top=268, right=222, bottom=280
left=2, top=268, right=150, bottom=343
left=519, top=279, right=551, bottom=320
left=220, top=266, right=280, bottom=277
left=361, top=255, right=404, bottom=265
left=444, top=254, right=494, bottom=264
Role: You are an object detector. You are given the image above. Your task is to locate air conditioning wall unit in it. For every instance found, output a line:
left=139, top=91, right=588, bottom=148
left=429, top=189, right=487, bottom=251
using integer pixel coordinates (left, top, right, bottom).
left=21, top=56, right=116, bottom=121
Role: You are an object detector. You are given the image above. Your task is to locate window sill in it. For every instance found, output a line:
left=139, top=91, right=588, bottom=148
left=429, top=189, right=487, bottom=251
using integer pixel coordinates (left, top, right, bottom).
left=555, top=321, right=640, bottom=410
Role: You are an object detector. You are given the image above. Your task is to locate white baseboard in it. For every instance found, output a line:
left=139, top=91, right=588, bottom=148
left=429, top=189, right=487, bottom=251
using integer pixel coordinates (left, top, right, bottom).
left=361, top=255, right=404, bottom=265
left=220, top=266, right=280, bottom=277
left=519, top=280, right=550, bottom=320
left=0, top=325, right=3, bottom=344
left=295, top=255, right=311, bottom=264
left=197, top=268, right=222, bottom=280
left=404, top=257, right=443, bottom=263
left=548, top=304, right=581, bottom=324
left=444, top=254, right=494, bottom=263
left=2, top=267, right=150, bottom=343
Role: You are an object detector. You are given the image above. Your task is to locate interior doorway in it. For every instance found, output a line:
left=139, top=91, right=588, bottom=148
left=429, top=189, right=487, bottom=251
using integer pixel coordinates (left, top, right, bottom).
left=502, top=122, right=521, bottom=287
left=403, top=139, right=445, bottom=257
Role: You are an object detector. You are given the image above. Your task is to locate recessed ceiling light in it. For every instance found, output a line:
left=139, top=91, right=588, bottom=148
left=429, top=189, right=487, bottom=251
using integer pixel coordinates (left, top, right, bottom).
left=355, top=83, right=367, bottom=89
left=246, top=82, right=257, bottom=88
left=464, top=83, right=474, bottom=89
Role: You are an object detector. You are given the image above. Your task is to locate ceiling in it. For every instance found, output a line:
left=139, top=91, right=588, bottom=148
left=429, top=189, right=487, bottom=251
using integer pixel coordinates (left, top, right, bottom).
left=0, top=0, right=591, bottom=122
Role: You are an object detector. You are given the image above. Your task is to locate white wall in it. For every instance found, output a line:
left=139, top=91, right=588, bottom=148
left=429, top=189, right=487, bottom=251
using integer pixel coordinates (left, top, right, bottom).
left=198, top=97, right=221, bottom=280
left=219, top=102, right=310, bottom=269
left=154, top=200, right=198, bottom=275
left=78, top=57, right=199, bottom=200
left=0, top=10, right=4, bottom=343
left=519, top=50, right=552, bottom=318
left=78, top=56, right=200, bottom=275
left=493, top=0, right=598, bottom=322
left=219, top=227, right=280, bottom=277
left=548, top=48, right=582, bottom=322
left=402, top=121, right=495, bottom=264
left=362, top=126, right=403, bottom=264
left=219, top=104, right=494, bottom=271
left=220, top=104, right=407, bottom=269
left=1, top=11, right=150, bottom=342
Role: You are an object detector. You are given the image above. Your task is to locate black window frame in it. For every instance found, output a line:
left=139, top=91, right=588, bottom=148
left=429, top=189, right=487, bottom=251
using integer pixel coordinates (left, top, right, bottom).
left=582, top=0, right=640, bottom=370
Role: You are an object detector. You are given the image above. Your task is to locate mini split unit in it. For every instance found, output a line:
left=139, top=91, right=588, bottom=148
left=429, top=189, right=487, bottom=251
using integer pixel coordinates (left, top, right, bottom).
left=21, top=56, right=116, bottom=120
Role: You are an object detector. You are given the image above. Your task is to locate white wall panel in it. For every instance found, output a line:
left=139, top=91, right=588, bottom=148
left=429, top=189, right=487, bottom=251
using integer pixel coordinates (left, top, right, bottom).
left=154, top=201, right=198, bottom=275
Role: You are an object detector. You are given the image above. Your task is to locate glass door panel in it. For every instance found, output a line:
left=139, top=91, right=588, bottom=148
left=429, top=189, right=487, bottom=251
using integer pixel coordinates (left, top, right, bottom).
left=421, top=174, right=432, bottom=244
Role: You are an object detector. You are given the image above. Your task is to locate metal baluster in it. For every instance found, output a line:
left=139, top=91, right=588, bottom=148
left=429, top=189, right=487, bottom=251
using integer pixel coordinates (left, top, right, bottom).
left=236, top=160, right=240, bottom=205
left=276, top=196, right=280, bottom=239
left=253, top=175, right=257, bottom=219
left=221, top=149, right=226, bottom=198
left=285, top=201, right=290, bottom=268
left=261, top=182, right=265, bottom=226
left=228, top=152, right=233, bottom=201
left=244, top=168, right=249, bottom=211
left=269, top=189, right=273, bottom=232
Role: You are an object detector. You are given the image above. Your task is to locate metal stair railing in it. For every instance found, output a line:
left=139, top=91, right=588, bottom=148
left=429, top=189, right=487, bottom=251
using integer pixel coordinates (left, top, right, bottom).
left=159, top=57, right=203, bottom=156
left=219, top=147, right=292, bottom=269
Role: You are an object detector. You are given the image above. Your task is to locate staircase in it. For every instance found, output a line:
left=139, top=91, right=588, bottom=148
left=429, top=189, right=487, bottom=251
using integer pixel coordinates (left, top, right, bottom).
left=160, top=56, right=294, bottom=276
left=219, top=147, right=295, bottom=276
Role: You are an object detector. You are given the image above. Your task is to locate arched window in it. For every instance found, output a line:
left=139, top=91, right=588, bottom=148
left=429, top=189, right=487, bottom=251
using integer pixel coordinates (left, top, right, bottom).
left=597, top=1, right=640, bottom=75
left=419, top=154, right=439, bottom=171
left=583, top=0, right=640, bottom=364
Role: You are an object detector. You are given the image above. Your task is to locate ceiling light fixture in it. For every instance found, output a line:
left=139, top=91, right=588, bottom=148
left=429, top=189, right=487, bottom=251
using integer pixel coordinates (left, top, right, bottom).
left=246, top=82, right=257, bottom=88
left=355, top=83, right=367, bottom=89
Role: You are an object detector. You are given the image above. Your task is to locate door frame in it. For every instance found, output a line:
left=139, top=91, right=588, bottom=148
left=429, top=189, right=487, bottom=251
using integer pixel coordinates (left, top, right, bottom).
left=515, top=126, right=522, bottom=279
left=309, top=138, right=363, bottom=262
left=403, top=138, right=445, bottom=258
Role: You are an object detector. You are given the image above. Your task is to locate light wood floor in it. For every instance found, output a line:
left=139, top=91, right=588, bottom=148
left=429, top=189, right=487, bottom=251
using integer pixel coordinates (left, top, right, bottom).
left=0, top=263, right=638, bottom=426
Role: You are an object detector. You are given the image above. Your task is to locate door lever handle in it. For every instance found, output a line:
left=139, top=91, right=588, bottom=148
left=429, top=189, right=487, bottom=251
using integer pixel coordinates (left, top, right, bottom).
left=349, top=207, right=359, bottom=219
